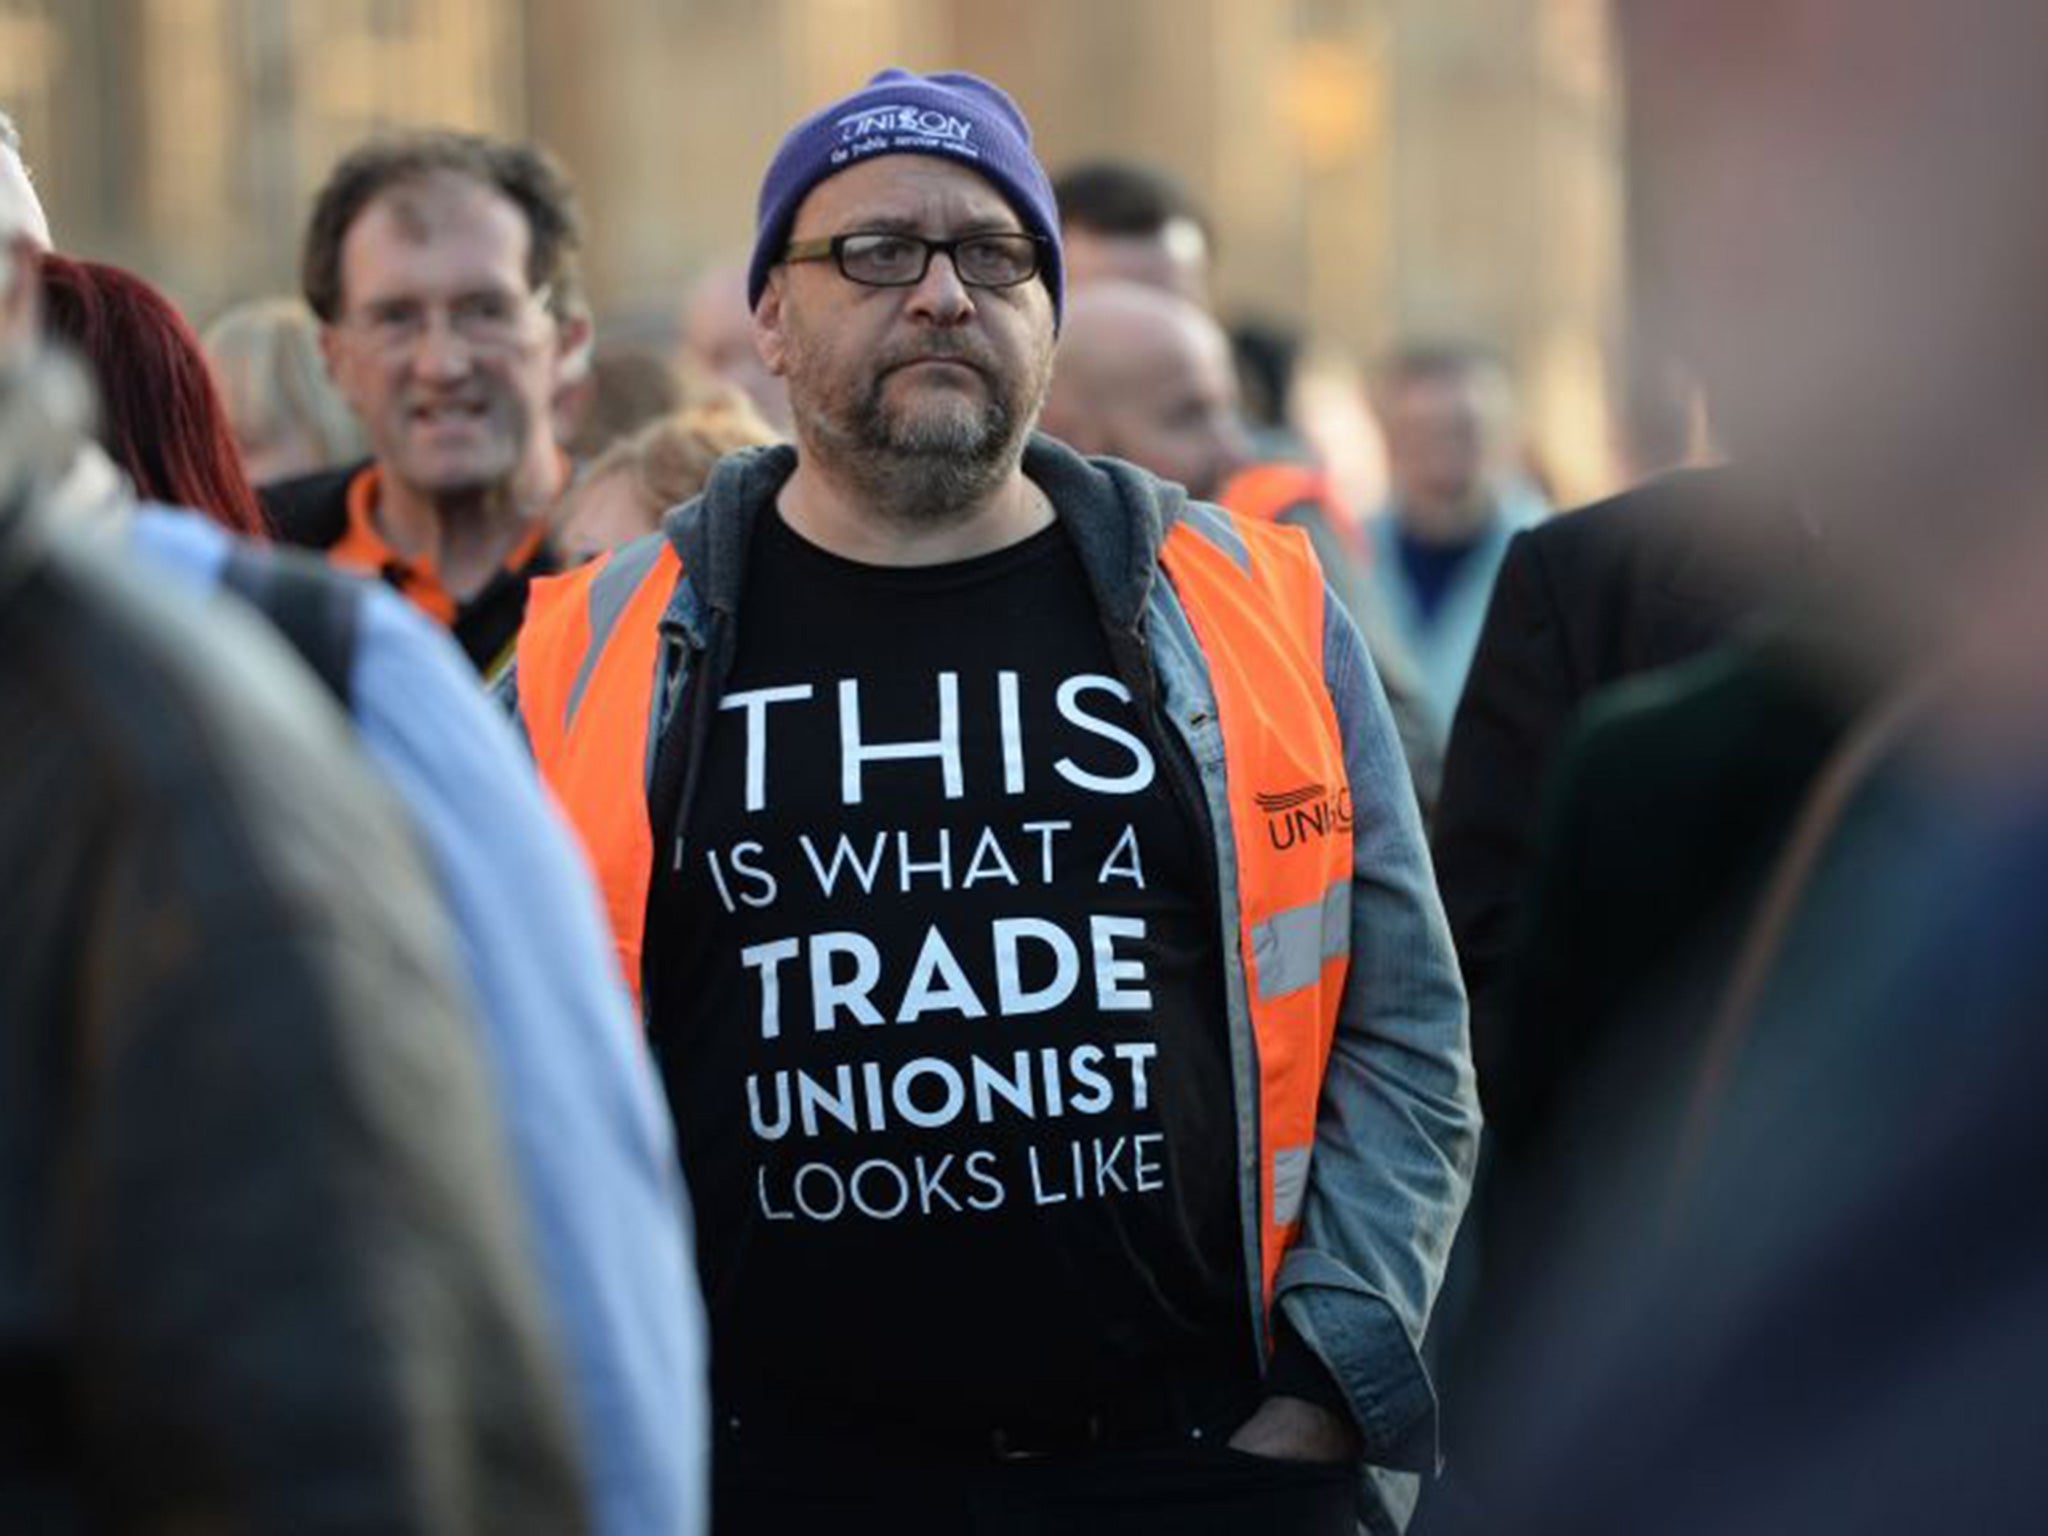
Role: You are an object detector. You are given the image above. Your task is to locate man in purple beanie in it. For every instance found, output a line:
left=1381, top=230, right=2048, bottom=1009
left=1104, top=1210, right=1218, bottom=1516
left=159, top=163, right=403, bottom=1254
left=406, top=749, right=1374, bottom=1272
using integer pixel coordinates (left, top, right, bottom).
left=510, top=66, right=1475, bottom=1535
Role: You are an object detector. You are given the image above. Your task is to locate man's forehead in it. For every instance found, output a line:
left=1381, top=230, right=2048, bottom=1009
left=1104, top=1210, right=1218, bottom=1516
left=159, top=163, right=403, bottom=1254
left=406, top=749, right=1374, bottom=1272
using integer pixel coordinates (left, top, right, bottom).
left=341, top=172, right=532, bottom=290
left=1124, top=323, right=1229, bottom=403
left=1067, top=282, right=1216, bottom=363
left=356, top=170, right=526, bottom=245
left=1387, top=377, right=1487, bottom=427
left=790, top=155, right=1020, bottom=236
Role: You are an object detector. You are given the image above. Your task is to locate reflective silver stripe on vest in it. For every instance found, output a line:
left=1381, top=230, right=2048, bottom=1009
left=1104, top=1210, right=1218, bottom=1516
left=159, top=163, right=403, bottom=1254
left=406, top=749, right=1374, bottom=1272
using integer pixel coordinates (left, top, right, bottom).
left=562, top=533, right=667, bottom=733
left=1178, top=499, right=1252, bottom=574
left=1250, top=877, right=1351, bottom=1000
left=1272, top=1144, right=1312, bottom=1226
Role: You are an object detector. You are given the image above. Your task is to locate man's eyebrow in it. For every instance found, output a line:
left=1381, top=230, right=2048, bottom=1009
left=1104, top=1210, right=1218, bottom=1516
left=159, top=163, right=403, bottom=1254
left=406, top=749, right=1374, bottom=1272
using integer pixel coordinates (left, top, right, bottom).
left=836, top=213, right=1025, bottom=237
left=841, top=214, right=924, bottom=236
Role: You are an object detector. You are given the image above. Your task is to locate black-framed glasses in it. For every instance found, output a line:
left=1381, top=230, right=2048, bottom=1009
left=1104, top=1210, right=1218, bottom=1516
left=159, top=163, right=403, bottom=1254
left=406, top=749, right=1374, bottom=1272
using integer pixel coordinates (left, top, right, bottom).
left=783, top=231, right=1046, bottom=290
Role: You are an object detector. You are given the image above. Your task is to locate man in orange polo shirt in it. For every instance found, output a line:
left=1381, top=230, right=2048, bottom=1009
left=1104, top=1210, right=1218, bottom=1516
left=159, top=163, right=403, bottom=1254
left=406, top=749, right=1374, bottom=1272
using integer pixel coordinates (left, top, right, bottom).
left=263, top=130, right=590, bottom=673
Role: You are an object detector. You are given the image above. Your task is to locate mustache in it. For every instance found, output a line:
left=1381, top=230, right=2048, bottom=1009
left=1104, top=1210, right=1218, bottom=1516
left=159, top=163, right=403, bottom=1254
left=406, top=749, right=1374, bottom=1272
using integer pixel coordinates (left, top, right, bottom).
left=401, top=387, right=502, bottom=411
left=877, top=340, right=997, bottom=375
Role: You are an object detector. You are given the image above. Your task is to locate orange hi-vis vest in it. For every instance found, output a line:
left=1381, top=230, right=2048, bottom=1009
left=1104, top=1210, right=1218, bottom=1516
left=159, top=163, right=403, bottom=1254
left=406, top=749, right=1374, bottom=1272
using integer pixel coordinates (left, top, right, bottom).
left=515, top=509, right=1353, bottom=1318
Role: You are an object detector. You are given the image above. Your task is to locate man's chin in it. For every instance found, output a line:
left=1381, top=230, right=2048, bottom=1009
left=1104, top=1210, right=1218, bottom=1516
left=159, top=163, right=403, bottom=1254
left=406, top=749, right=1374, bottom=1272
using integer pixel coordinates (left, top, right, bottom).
left=390, top=454, right=516, bottom=504
left=878, top=401, right=1009, bottom=460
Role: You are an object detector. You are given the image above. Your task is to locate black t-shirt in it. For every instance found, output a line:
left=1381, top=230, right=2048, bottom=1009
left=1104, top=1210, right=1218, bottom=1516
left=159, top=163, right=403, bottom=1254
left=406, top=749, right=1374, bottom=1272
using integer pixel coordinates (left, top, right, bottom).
left=655, top=509, right=1247, bottom=1430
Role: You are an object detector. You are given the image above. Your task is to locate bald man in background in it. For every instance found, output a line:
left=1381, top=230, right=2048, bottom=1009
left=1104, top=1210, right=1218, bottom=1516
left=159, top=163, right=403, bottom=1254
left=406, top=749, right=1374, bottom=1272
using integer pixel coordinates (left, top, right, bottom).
left=1045, top=281, right=1439, bottom=808
left=1040, top=281, right=1248, bottom=502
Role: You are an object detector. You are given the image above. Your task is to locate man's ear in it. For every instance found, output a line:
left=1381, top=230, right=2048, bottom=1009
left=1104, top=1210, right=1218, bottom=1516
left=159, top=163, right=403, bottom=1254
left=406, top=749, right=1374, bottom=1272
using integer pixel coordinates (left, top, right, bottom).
left=754, top=272, right=790, bottom=379
left=317, top=317, right=378, bottom=427
left=317, top=320, right=347, bottom=385
left=554, top=303, right=595, bottom=383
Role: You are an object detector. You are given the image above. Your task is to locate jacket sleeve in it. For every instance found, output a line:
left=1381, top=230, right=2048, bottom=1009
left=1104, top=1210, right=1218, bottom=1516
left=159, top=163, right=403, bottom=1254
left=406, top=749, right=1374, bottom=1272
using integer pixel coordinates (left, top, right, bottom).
left=1431, top=530, right=1579, bottom=1091
left=350, top=583, right=709, bottom=1536
left=1273, top=585, right=1481, bottom=1483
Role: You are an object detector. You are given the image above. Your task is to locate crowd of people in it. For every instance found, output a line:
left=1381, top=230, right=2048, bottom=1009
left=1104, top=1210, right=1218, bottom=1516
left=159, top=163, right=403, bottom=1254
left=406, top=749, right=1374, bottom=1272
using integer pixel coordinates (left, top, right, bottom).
left=6, top=1, right=2048, bottom=1529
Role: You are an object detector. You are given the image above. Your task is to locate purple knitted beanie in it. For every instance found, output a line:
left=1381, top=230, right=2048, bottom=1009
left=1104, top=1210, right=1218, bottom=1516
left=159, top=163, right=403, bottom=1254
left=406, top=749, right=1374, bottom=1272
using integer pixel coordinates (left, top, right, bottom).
left=747, top=68, right=1064, bottom=324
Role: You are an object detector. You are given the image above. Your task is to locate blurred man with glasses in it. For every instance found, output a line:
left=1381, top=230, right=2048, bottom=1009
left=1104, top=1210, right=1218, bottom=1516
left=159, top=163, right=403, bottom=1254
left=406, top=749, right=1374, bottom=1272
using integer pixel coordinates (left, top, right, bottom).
left=265, top=130, right=590, bottom=672
left=508, top=67, right=1474, bottom=1535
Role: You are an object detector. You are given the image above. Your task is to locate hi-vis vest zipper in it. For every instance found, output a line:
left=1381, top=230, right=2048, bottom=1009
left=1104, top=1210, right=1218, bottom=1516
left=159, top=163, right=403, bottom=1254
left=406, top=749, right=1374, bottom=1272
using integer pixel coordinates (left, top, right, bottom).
left=515, top=509, right=1353, bottom=1316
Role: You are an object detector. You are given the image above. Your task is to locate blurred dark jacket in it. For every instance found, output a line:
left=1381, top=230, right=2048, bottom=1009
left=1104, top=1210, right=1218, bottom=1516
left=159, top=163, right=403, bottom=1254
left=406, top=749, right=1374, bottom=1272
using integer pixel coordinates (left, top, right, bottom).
left=0, top=473, right=586, bottom=1531
left=1432, top=466, right=1781, bottom=1091
left=1482, top=630, right=1851, bottom=1245
left=1430, top=623, right=1886, bottom=1524
left=1456, top=701, right=2048, bottom=1535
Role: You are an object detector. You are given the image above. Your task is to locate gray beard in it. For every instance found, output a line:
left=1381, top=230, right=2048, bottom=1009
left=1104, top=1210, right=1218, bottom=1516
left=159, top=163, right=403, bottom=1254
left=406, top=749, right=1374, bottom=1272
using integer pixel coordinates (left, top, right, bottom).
left=796, top=361, right=1043, bottom=530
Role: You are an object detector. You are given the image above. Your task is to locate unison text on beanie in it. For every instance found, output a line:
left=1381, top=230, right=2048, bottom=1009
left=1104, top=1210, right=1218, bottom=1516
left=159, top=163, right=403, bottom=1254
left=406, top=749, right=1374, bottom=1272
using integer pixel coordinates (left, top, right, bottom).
left=747, top=67, right=1064, bottom=325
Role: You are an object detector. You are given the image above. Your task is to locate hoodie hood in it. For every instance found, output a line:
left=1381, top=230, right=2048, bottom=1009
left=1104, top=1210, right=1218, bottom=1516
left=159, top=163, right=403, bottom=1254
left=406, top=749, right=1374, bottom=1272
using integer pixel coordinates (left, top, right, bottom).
left=660, top=432, right=1188, bottom=640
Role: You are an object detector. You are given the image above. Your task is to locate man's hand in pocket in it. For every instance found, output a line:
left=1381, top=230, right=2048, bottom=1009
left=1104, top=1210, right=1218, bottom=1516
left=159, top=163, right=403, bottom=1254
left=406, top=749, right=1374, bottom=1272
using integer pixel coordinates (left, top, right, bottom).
left=1227, top=1396, right=1363, bottom=1465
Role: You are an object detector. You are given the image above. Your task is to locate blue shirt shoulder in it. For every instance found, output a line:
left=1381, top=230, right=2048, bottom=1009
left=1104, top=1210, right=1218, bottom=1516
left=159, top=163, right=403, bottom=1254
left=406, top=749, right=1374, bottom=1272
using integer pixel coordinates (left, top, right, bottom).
left=124, top=506, right=707, bottom=1536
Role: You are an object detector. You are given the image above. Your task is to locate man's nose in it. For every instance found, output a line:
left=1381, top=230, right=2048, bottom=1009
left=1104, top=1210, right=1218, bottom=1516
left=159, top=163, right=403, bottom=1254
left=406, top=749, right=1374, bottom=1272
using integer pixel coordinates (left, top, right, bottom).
left=904, top=249, right=975, bottom=325
left=411, top=313, right=477, bottom=378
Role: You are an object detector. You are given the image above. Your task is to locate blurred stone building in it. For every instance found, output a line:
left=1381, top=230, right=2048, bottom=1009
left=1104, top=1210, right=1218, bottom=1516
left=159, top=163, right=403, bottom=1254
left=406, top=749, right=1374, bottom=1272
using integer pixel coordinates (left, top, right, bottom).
left=0, top=0, right=1625, bottom=500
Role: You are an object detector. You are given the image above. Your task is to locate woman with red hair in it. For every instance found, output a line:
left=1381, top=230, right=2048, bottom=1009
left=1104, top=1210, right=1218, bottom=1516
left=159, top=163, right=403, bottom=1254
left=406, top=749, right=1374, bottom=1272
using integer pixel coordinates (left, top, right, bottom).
left=36, top=252, right=269, bottom=538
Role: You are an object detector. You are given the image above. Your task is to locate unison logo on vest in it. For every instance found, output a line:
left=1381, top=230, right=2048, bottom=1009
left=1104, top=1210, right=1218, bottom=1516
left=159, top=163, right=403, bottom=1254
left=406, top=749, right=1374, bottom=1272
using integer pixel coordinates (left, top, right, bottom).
left=1256, top=783, right=1354, bottom=850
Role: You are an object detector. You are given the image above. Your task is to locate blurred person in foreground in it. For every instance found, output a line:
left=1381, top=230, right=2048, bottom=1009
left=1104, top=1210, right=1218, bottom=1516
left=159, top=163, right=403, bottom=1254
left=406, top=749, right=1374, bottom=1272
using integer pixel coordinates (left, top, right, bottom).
left=17, top=188, right=709, bottom=1535
left=679, top=258, right=793, bottom=433
left=1367, top=345, right=1545, bottom=751
left=1432, top=461, right=1791, bottom=1068
left=1042, top=279, right=1441, bottom=808
left=0, top=120, right=588, bottom=1535
left=509, top=66, right=1475, bottom=1535
left=203, top=295, right=367, bottom=485
left=1421, top=455, right=1798, bottom=1509
left=267, top=129, right=592, bottom=674
left=557, top=389, right=777, bottom=562
left=1448, top=3, right=2048, bottom=1531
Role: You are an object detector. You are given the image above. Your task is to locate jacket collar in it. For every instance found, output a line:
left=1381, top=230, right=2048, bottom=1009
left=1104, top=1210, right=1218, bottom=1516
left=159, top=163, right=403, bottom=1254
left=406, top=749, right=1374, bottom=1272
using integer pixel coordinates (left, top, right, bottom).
left=660, top=432, right=1187, bottom=639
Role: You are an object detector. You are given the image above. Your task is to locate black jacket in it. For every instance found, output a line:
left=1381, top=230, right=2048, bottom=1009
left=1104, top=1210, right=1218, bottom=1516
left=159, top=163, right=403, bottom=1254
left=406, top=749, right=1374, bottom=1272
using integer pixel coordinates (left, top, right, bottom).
left=1441, top=636, right=1984, bottom=1536
left=0, top=501, right=586, bottom=1531
left=1430, top=467, right=1788, bottom=1090
left=1490, top=629, right=1855, bottom=1176
left=261, top=461, right=559, bottom=674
